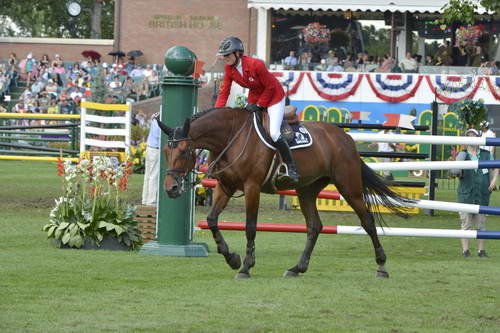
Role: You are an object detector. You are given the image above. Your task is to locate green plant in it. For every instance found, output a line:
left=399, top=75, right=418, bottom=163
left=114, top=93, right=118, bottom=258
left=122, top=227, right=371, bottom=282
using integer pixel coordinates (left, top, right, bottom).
left=129, top=141, right=147, bottom=173
left=448, top=98, right=487, bottom=130
left=42, top=157, right=143, bottom=249
left=235, top=94, right=248, bottom=108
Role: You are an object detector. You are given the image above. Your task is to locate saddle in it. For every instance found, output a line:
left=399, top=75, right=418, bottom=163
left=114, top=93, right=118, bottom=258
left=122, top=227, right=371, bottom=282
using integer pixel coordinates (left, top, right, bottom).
left=254, top=106, right=312, bottom=149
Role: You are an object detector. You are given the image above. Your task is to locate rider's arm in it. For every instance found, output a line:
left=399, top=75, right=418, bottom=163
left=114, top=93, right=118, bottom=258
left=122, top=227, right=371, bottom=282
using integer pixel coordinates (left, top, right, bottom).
left=254, top=59, right=278, bottom=108
left=214, top=65, right=233, bottom=108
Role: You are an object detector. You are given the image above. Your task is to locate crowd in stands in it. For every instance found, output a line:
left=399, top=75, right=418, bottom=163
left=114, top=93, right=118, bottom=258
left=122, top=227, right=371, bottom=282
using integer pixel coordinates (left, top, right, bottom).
left=279, top=41, right=499, bottom=74
left=0, top=51, right=163, bottom=116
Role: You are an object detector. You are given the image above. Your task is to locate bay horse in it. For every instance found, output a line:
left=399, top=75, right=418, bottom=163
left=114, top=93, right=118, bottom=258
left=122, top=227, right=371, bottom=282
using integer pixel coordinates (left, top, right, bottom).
left=157, top=107, right=413, bottom=279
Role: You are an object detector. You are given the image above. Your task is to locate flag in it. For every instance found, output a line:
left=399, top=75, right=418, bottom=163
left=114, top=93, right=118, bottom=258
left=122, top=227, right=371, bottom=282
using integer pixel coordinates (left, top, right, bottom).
left=350, top=111, right=371, bottom=121
left=194, top=60, right=205, bottom=79
left=383, top=113, right=416, bottom=129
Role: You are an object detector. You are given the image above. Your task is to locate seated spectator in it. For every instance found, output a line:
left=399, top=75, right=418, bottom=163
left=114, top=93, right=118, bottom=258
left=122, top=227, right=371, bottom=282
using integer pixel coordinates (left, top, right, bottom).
left=52, top=54, right=63, bottom=67
left=109, top=75, right=122, bottom=89
left=122, top=76, right=135, bottom=95
left=325, top=50, right=339, bottom=71
left=283, top=50, right=298, bottom=70
left=299, top=51, right=312, bottom=71
left=31, top=78, right=45, bottom=95
left=44, top=79, right=59, bottom=99
left=47, top=99, right=59, bottom=114
left=425, top=55, right=434, bottom=65
left=12, top=98, right=26, bottom=113
left=400, top=52, right=418, bottom=72
left=375, top=54, right=393, bottom=72
left=477, top=57, right=493, bottom=75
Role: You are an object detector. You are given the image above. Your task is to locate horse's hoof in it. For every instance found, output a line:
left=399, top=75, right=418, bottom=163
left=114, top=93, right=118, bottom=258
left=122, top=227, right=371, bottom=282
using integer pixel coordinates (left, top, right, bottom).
left=235, top=272, right=250, bottom=279
left=283, top=270, right=299, bottom=277
left=376, top=270, right=389, bottom=278
left=226, top=253, right=241, bottom=270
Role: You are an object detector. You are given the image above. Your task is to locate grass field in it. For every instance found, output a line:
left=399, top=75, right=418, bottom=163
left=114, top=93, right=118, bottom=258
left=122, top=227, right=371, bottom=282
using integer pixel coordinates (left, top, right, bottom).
left=1, top=160, right=500, bottom=333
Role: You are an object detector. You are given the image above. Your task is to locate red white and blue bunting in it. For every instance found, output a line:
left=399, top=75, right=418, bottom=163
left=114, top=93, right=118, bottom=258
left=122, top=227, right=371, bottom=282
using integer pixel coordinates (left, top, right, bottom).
left=306, top=72, right=363, bottom=101
left=365, top=74, right=423, bottom=103
left=271, top=71, right=305, bottom=96
left=484, top=76, right=500, bottom=101
left=425, top=75, right=483, bottom=103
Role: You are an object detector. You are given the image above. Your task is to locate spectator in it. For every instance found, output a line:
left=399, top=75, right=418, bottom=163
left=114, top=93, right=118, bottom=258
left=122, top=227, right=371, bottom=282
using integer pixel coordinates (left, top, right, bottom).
left=375, top=54, right=393, bottom=72
left=299, top=51, right=312, bottom=71
left=130, top=65, right=144, bottom=78
left=454, top=47, right=469, bottom=66
left=40, top=54, right=50, bottom=67
left=425, top=55, right=434, bottom=65
left=143, top=65, right=153, bottom=80
left=400, top=52, right=418, bottom=72
left=142, top=113, right=161, bottom=206
left=325, top=50, right=339, bottom=71
left=480, top=121, right=496, bottom=157
left=8, top=53, right=18, bottom=72
left=44, top=79, right=59, bottom=99
left=283, top=50, right=298, bottom=70
left=469, top=46, right=483, bottom=67
left=450, top=129, right=498, bottom=258
left=477, top=56, right=492, bottom=75
left=147, top=69, right=159, bottom=85
left=369, top=128, right=396, bottom=179
left=52, top=54, right=63, bottom=67
left=125, top=57, right=136, bottom=73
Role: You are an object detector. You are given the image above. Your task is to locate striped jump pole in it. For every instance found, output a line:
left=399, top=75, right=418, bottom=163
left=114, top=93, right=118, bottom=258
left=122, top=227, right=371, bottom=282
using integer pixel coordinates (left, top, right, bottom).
left=196, top=221, right=500, bottom=239
left=367, top=160, right=500, bottom=171
left=348, top=132, right=500, bottom=147
left=200, top=178, right=500, bottom=216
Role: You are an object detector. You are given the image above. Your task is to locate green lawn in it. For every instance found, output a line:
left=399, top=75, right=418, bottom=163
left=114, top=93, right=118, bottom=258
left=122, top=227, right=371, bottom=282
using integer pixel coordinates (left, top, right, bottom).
left=1, top=161, right=499, bottom=332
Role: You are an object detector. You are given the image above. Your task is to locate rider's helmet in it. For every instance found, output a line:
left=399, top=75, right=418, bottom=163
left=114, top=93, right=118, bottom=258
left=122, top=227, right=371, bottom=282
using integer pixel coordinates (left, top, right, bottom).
left=216, top=37, right=244, bottom=56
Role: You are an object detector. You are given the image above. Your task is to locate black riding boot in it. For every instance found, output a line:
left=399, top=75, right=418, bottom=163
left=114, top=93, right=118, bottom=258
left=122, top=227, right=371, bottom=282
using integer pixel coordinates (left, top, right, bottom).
left=275, top=136, right=300, bottom=185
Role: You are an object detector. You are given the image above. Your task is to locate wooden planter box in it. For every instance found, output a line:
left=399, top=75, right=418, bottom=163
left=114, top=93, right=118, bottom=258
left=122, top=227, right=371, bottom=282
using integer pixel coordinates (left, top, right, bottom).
left=135, top=205, right=157, bottom=243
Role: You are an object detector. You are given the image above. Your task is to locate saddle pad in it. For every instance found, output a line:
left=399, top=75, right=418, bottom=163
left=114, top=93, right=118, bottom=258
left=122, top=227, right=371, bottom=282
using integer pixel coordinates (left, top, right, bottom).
left=253, top=113, right=313, bottom=150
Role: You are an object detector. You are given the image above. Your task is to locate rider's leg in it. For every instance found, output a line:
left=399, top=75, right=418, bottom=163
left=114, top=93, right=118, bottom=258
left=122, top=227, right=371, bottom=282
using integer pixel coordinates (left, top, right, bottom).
left=268, top=98, right=299, bottom=183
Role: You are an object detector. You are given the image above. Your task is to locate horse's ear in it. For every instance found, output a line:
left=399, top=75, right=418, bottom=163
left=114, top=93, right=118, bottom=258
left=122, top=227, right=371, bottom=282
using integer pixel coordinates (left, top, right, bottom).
left=155, top=117, right=174, bottom=138
left=182, top=118, right=190, bottom=137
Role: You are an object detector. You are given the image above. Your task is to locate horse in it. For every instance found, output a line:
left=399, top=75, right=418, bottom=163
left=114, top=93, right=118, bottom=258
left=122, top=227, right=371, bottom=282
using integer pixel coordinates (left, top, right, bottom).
left=156, top=107, right=413, bottom=279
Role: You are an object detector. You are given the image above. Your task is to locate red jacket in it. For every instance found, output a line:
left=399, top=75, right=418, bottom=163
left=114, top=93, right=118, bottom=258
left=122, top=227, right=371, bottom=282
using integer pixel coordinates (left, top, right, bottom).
left=215, top=56, right=285, bottom=108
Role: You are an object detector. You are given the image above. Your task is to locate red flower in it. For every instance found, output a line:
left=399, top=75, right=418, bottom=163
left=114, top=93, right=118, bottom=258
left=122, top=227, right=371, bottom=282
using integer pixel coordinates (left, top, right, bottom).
left=57, top=158, right=64, bottom=177
left=119, top=176, right=128, bottom=191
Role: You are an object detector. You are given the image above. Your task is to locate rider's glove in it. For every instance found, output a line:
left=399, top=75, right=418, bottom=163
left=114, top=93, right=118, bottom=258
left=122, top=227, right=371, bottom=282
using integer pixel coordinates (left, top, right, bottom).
left=245, top=103, right=262, bottom=113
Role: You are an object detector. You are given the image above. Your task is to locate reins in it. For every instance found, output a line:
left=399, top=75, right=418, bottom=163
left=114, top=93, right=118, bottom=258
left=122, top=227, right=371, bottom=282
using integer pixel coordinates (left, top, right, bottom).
left=206, top=113, right=252, bottom=178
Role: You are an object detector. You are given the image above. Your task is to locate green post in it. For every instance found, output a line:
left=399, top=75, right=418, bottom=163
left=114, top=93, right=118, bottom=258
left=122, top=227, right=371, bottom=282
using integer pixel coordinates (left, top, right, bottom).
left=140, top=46, right=208, bottom=257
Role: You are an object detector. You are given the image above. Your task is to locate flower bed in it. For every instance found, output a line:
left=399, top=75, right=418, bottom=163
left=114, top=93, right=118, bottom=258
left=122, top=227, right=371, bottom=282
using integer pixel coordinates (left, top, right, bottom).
left=42, top=156, right=143, bottom=249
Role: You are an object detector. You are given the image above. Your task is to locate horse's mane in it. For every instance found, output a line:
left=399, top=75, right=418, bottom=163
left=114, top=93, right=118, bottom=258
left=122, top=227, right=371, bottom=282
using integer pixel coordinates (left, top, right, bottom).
left=190, top=107, right=242, bottom=122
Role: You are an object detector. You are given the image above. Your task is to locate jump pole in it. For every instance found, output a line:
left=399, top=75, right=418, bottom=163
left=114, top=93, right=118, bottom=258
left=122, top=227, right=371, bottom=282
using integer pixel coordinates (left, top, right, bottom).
left=348, top=132, right=500, bottom=146
left=200, top=179, right=500, bottom=215
left=197, top=221, right=500, bottom=239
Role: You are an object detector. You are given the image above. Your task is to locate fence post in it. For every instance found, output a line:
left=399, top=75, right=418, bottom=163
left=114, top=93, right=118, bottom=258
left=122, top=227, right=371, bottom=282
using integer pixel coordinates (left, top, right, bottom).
left=140, top=46, right=208, bottom=257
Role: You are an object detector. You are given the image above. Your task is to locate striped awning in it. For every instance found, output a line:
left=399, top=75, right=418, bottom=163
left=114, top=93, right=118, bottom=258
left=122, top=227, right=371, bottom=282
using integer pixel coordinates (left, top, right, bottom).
left=247, top=0, right=490, bottom=14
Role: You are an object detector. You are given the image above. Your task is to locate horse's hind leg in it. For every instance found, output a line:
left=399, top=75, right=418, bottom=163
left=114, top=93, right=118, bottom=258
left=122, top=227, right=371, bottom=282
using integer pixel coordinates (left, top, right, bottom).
left=335, top=178, right=389, bottom=278
left=284, top=177, right=329, bottom=277
left=207, top=185, right=241, bottom=270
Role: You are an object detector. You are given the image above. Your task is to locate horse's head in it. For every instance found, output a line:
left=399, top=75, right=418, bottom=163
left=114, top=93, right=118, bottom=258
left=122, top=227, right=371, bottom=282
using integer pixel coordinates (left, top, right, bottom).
left=156, top=118, right=196, bottom=198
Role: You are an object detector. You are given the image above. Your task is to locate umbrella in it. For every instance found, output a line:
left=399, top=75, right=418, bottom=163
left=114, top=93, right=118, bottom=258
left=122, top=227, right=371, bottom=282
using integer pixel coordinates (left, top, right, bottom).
left=108, top=50, right=126, bottom=57
left=127, top=50, right=144, bottom=58
left=82, top=50, right=101, bottom=60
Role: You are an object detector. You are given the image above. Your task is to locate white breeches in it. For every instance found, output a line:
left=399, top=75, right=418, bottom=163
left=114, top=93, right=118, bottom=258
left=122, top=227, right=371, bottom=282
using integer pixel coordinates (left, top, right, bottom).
left=268, top=97, right=286, bottom=142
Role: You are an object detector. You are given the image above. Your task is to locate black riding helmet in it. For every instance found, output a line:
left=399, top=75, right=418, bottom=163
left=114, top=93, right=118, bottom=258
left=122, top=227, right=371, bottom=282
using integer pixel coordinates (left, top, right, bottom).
left=216, top=36, right=244, bottom=56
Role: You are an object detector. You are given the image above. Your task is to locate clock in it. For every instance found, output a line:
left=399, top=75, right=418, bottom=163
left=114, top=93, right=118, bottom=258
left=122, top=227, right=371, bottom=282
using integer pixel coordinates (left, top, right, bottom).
left=67, top=1, right=82, bottom=17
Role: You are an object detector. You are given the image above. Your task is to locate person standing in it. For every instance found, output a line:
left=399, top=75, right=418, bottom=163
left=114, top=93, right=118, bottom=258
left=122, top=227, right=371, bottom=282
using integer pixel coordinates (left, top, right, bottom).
left=451, top=129, right=498, bottom=258
left=369, top=128, right=396, bottom=180
left=142, top=112, right=161, bottom=206
left=479, top=121, right=496, bottom=158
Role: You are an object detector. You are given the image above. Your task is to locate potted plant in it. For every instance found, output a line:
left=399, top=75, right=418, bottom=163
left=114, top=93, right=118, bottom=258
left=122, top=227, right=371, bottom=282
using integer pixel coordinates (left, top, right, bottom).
left=42, top=156, right=143, bottom=250
left=448, top=98, right=487, bottom=130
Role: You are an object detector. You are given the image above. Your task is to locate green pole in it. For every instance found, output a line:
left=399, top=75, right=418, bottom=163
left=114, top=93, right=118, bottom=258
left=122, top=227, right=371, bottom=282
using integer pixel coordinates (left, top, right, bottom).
left=140, top=46, right=208, bottom=257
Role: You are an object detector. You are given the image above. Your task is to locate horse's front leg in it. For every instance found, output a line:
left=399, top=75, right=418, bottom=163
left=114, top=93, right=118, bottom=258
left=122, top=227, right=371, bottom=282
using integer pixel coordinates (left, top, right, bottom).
left=236, top=183, right=260, bottom=279
left=207, top=184, right=241, bottom=270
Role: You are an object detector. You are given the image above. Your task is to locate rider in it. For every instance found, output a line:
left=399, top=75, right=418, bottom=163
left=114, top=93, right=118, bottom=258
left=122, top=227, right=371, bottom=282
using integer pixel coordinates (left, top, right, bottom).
left=214, top=36, right=299, bottom=185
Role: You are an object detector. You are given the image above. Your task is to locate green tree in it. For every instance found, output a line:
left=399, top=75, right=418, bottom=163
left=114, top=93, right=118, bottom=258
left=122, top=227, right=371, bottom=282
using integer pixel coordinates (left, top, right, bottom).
left=441, top=0, right=500, bottom=24
left=0, top=0, right=114, bottom=38
left=361, top=25, right=390, bottom=57
left=90, top=67, right=108, bottom=103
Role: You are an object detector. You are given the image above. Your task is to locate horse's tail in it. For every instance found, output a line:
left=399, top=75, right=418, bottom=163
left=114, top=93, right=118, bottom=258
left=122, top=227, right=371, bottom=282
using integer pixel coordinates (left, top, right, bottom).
left=360, top=160, right=416, bottom=225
